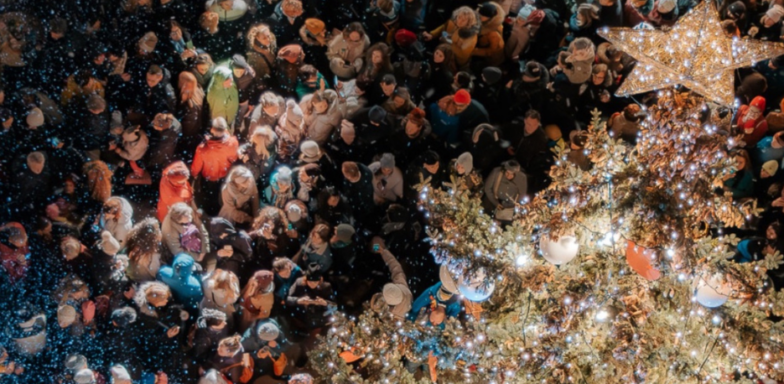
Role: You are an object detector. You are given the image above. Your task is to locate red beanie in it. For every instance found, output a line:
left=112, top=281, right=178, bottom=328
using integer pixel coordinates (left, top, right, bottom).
left=454, top=89, right=471, bottom=104
left=750, top=96, right=766, bottom=111
left=395, top=29, right=417, bottom=47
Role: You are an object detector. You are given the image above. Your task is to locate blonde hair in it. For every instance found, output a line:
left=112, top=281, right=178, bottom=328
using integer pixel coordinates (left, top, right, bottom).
left=452, top=6, right=478, bottom=26
left=247, top=23, right=277, bottom=52
left=211, top=269, right=240, bottom=301
left=250, top=126, right=277, bottom=159
left=178, top=71, right=204, bottom=108
left=83, top=161, right=113, bottom=203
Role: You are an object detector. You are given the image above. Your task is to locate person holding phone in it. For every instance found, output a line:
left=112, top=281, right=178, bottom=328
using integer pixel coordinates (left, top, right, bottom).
left=286, top=263, right=336, bottom=332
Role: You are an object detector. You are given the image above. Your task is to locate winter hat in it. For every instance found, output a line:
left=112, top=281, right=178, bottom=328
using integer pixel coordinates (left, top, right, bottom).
left=482, top=67, right=502, bottom=85
left=65, top=354, right=88, bottom=371
left=285, top=201, right=303, bottom=222
left=439, top=265, right=458, bottom=294
left=299, top=140, right=321, bottom=162
left=335, top=223, right=355, bottom=243
left=517, top=4, right=535, bottom=21
left=87, top=94, right=106, bottom=111
left=100, top=231, right=121, bottom=256
left=278, top=44, right=304, bottom=64
left=138, top=32, right=158, bottom=53
left=728, top=1, right=745, bottom=18
left=423, top=150, right=440, bottom=165
left=453, top=89, right=471, bottom=104
left=407, top=108, right=426, bottom=126
left=257, top=321, right=280, bottom=341
left=383, top=283, right=404, bottom=305
left=767, top=5, right=784, bottom=23
left=253, top=270, right=274, bottom=293
left=305, top=262, right=324, bottom=280
left=26, top=107, right=44, bottom=128
left=657, top=0, right=676, bottom=13
left=750, top=96, right=766, bottom=111
left=394, top=29, right=417, bottom=47
left=111, top=307, right=137, bottom=328
left=75, top=369, right=96, bottom=384
left=381, top=74, right=397, bottom=85
left=478, top=2, right=498, bottom=18
left=231, top=54, right=249, bottom=70
left=379, top=153, right=395, bottom=169
left=304, top=18, right=325, bottom=35
left=285, top=99, right=304, bottom=126
left=57, top=304, right=77, bottom=327
left=369, top=105, right=388, bottom=124
left=288, top=373, right=314, bottom=384
left=524, top=61, right=542, bottom=80
left=387, top=204, right=408, bottom=223
left=110, top=365, right=132, bottom=384
left=198, top=370, right=229, bottom=384
left=276, top=166, right=293, bottom=185
left=456, top=152, right=474, bottom=174
left=763, top=160, right=779, bottom=177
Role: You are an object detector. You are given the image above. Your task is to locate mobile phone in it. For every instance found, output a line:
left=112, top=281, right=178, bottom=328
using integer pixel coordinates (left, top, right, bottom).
left=373, top=244, right=380, bottom=252
left=186, top=41, right=194, bottom=50
left=50, top=137, right=60, bottom=147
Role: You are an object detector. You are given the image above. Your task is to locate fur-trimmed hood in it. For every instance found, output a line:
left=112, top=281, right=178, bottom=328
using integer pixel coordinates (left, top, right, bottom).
left=479, top=2, right=505, bottom=35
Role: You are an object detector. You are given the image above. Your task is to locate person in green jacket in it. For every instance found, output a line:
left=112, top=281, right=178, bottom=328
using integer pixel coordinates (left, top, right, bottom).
left=206, top=66, right=240, bottom=130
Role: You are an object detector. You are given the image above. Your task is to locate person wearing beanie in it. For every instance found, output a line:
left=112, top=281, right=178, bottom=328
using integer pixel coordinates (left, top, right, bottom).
left=286, top=260, right=336, bottom=330
left=448, top=151, right=483, bottom=194
left=192, top=117, right=240, bottom=216
left=472, top=2, right=505, bottom=68
left=735, top=96, right=769, bottom=147
left=762, top=160, right=779, bottom=178
left=110, top=307, right=137, bottom=328
left=475, top=66, right=503, bottom=117
left=369, top=152, right=404, bottom=203
left=158, top=161, right=195, bottom=222
left=206, top=216, right=253, bottom=281
left=100, top=231, right=121, bottom=256
left=483, top=160, right=528, bottom=224
left=262, top=166, right=296, bottom=209
left=350, top=105, right=394, bottom=150
left=110, top=365, right=132, bottom=384
left=299, top=140, right=322, bottom=163
left=431, top=88, right=489, bottom=145
left=408, top=265, right=462, bottom=321
left=368, top=237, right=412, bottom=319
left=192, top=308, right=230, bottom=363
left=74, top=368, right=97, bottom=384
left=26, top=107, right=44, bottom=129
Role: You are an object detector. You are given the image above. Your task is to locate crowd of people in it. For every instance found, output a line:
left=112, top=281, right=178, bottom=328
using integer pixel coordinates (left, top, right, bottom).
left=0, top=0, right=784, bottom=382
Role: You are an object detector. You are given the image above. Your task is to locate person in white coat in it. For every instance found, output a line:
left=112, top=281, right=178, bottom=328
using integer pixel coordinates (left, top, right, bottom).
left=371, top=237, right=412, bottom=319
left=100, top=196, right=134, bottom=247
left=218, top=166, right=260, bottom=226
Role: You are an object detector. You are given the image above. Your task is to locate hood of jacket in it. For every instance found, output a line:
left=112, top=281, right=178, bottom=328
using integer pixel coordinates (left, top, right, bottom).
left=173, top=253, right=196, bottom=279
left=479, top=3, right=505, bottom=35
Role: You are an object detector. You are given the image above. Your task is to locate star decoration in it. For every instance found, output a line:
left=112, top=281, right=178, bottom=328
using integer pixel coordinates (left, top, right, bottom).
left=598, top=1, right=784, bottom=105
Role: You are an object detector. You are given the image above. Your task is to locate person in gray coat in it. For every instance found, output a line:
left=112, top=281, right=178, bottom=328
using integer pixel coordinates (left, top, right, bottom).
left=483, top=160, right=527, bottom=225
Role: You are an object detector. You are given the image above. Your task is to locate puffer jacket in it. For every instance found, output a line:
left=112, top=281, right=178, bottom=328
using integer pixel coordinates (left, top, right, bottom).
left=192, top=136, right=240, bottom=182
left=300, top=90, right=343, bottom=145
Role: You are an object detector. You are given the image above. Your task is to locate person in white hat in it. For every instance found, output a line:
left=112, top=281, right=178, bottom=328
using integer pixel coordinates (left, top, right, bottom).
left=369, top=237, right=412, bottom=319
left=407, top=265, right=461, bottom=321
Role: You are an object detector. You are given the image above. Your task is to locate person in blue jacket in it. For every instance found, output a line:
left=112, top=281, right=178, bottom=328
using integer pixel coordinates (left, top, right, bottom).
left=408, top=265, right=462, bottom=321
left=157, top=253, right=203, bottom=310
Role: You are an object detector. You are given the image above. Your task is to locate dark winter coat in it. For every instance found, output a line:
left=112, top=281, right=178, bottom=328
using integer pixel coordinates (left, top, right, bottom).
left=208, top=217, right=253, bottom=280
left=265, top=3, right=304, bottom=46
left=145, top=118, right=182, bottom=170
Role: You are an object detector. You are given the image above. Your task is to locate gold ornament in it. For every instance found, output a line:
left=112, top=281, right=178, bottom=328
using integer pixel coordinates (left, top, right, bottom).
left=598, top=1, right=784, bottom=105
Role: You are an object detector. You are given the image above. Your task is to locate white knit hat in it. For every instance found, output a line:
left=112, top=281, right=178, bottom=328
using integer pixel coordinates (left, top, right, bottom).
left=762, top=160, right=779, bottom=177
left=100, top=231, right=121, bottom=256
left=456, top=152, right=474, bottom=174
left=57, top=305, right=77, bottom=327
left=75, top=369, right=96, bottom=384
left=439, top=265, right=458, bottom=294
left=383, top=283, right=404, bottom=306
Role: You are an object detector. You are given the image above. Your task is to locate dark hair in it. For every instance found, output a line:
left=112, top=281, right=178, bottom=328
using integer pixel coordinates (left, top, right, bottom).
left=343, top=22, right=366, bottom=39
left=36, top=216, right=51, bottom=231
left=50, top=18, right=68, bottom=34
left=525, top=109, right=541, bottom=121
left=298, top=64, right=318, bottom=81
left=75, top=70, right=93, bottom=87
left=422, top=150, right=440, bottom=165
left=342, top=162, right=360, bottom=178
left=148, top=64, right=163, bottom=75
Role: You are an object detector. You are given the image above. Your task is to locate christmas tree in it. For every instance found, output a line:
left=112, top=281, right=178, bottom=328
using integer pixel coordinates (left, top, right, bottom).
left=308, top=91, right=784, bottom=383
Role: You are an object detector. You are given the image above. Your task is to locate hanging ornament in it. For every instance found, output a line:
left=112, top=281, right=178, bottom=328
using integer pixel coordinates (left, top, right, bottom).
left=694, top=274, right=731, bottom=308
left=598, top=1, right=784, bottom=105
left=458, top=268, right=496, bottom=302
left=540, top=235, right=579, bottom=265
left=625, top=241, right=661, bottom=281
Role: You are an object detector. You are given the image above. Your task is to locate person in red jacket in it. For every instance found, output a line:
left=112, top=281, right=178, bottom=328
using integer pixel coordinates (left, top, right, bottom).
left=192, top=117, right=239, bottom=216
left=735, top=96, right=769, bottom=148
left=158, top=161, right=197, bottom=222
left=0, top=222, right=30, bottom=284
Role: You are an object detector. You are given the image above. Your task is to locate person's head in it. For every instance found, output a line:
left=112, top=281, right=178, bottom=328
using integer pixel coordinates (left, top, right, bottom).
left=392, top=88, right=411, bottom=109
left=453, top=89, right=471, bottom=113
left=767, top=222, right=781, bottom=240
left=231, top=55, right=248, bottom=78
left=229, top=166, right=255, bottom=191
left=251, top=125, right=277, bottom=150
left=50, top=17, right=68, bottom=39
left=143, top=282, right=171, bottom=307
left=434, top=44, right=453, bottom=66
left=211, top=269, right=240, bottom=299
left=217, top=335, right=242, bottom=357
left=195, top=53, right=214, bottom=75
left=210, top=117, right=229, bottom=138
left=368, top=43, right=389, bottom=66
left=523, top=110, right=541, bottom=134
left=170, top=202, right=194, bottom=225
left=102, top=198, right=123, bottom=220
left=591, top=64, right=608, bottom=86
left=342, top=162, right=361, bottom=182
left=57, top=304, right=77, bottom=328
left=169, top=20, right=185, bottom=41
left=304, top=18, right=326, bottom=40
left=260, top=92, right=281, bottom=116
left=544, top=124, right=562, bottom=142
left=199, top=11, right=220, bottom=32
left=324, top=186, right=341, bottom=207
left=274, top=166, right=293, bottom=191
left=733, top=150, right=749, bottom=171
left=456, top=152, right=473, bottom=175
left=217, top=0, right=234, bottom=11
left=340, top=120, right=356, bottom=144
left=152, top=113, right=173, bottom=131
left=727, top=1, right=745, bottom=20
left=405, top=108, right=426, bottom=137
left=575, top=3, right=599, bottom=27
left=310, top=90, right=330, bottom=114
left=344, top=22, right=366, bottom=43
left=764, top=5, right=784, bottom=28
left=138, top=32, right=158, bottom=55
left=379, top=153, right=395, bottom=175
left=304, top=263, right=324, bottom=287
left=502, top=160, right=521, bottom=179
left=110, top=307, right=137, bottom=328
left=27, top=151, right=45, bottom=174
left=309, top=224, right=331, bottom=246
left=570, top=130, right=588, bottom=150
left=477, top=2, right=497, bottom=22
left=273, top=257, right=294, bottom=278
left=146, top=65, right=164, bottom=88
left=201, top=308, right=228, bottom=329
left=747, top=96, right=766, bottom=121
left=423, top=150, right=440, bottom=174
left=87, top=94, right=106, bottom=114
left=453, top=6, right=477, bottom=29
left=248, top=23, right=276, bottom=51
left=299, top=64, right=319, bottom=86
left=281, top=0, right=303, bottom=18
left=37, top=216, right=53, bottom=236
left=762, top=160, right=779, bottom=179
left=380, top=74, right=397, bottom=96
left=623, top=104, right=642, bottom=122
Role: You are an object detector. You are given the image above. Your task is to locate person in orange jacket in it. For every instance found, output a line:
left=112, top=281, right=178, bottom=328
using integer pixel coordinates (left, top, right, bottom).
left=158, top=161, right=197, bottom=222
left=192, top=117, right=239, bottom=216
